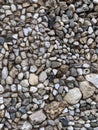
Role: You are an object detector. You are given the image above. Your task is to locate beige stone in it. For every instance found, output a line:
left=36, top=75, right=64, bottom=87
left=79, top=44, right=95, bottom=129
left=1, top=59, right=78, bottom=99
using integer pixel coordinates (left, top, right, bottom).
left=80, top=81, right=95, bottom=99
left=64, top=88, right=82, bottom=105
left=44, top=101, right=68, bottom=119
left=29, top=74, right=38, bottom=85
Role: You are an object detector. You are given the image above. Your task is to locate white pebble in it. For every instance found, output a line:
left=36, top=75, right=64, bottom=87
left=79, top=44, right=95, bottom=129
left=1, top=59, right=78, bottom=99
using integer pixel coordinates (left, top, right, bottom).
left=11, top=4, right=16, bottom=12
left=33, top=13, right=39, bottom=19
left=0, top=97, right=3, bottom=104
left=30, top=87, right=38, bottom=93
left=93, top=0, right=98, bottom=4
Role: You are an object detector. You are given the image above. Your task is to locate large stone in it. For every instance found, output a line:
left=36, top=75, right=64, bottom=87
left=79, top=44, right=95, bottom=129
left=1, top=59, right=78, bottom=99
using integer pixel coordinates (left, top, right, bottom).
left=64, top=88, right=82, bottom=105
left=29, top=74, right=38, bottom=85
left=29, top=110, right=46, bottom=125
left=85, top=74, right=98, bottom=88
left=39, top=71, right=47, bottom=82
left=80, top=81, right=95, bottom=99
left=22, top=121, right=32, bottom=130
left=44, top=101, right=68, bottom=119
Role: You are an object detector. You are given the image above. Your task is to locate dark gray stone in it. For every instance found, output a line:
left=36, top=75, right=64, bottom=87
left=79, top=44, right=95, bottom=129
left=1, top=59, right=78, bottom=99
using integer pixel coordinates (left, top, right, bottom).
left=59, top=117, right=68, bottom=127
left=0, top=37, right=4, bottom=44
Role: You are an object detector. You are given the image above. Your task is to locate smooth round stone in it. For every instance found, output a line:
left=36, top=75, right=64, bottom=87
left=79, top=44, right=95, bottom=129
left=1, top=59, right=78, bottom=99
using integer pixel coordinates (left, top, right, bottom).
left=30, top=65, right=37, bottom=72
left=29, top=74, right=38, bottom=85
left=39, top=71, right=47, bottom=82
left=18, top=73, right=23, bottom=80
left=20, top=80, right=29, bottom=87
left=6, top=76, right=13, bottom=84
left=11, top=84, right=17, bottom=92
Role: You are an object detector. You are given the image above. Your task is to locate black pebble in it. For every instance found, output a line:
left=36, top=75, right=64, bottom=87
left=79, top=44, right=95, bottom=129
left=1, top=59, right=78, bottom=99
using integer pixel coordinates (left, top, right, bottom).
left=59, top=117, right=68, bottom=127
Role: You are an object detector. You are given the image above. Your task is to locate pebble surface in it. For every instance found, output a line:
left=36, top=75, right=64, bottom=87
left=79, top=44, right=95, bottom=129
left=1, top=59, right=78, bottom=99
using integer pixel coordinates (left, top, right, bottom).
left=0, top=0, right=98, bottom=130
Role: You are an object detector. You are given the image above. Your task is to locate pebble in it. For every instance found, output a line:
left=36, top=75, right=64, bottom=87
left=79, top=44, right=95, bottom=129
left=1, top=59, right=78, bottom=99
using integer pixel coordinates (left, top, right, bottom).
left=55, top=84, right=60, bottom=90
left=93, top=0, right=98, bottom=4
left=22, top=121, right=32, bottom=130
left=0, top=124, right=4, bottom=129
left=0, top=37, right=5, bottom=44
left=88, top=26, right=93, bottom=34
left=30, top=65, right=37, bottom=73
left=64, top=88, right=82, bottom=104
left=2, top=67, right=8, bottom=79
left=29, top=110, right=46, bottom=125
left=30, top=86, right=38, bottom=93
left=59, top=117, right=68, bottom=127
left=44, top=101, right=68, bottom=119
left=0, top=97, right=3, bottom=104
left=0, top=0, right=98, bottom=129
left=20, top=79, right=29, bottom=87
left=0, top=85, right=4, bottom=93
left=39, top=71, right=47, bottom=82
left=80, top=81, right=95, bottom=99
left=23, top=28, right=32, bottom=36
left=29, top=74, right=38, bottom=85
left=6, top=76, right=13, bottom=84
left=70, top=68, right=77, bottom=77
left=51, top=62, right=61, bottom=68
left=33, top=13, right=39, bottom=19
left=85, top=74, right=98, bottom=88
left=11, top=4, right=16, bottom=12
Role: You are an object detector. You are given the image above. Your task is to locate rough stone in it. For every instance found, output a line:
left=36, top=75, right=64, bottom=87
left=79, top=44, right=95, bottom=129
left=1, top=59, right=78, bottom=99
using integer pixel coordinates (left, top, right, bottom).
left=44, top=101, right=68, bottom=119
left=29, top=110, right=46, bottom=125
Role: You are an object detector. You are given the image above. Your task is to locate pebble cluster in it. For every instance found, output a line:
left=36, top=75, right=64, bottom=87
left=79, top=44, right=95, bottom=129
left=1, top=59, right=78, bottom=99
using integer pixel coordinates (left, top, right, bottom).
left=0, top=0, right=98, bottom=130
